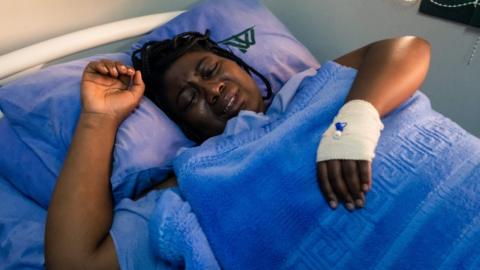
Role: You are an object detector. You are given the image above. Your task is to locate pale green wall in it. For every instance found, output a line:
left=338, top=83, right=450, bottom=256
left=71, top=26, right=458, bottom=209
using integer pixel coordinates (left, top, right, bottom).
left=263, top=0, right=480, bottom=137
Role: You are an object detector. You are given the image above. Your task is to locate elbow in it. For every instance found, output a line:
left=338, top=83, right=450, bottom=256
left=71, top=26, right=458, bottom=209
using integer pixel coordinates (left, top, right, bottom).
left=397, top=35, right=431, bottom=62
left=45, top=255, right=79, bottom=270
left=45, top=250, right=90, bottom=270
left=373, top=35, right=431, bottom=67
left=404, top=35, right=431, bottom=49
left=407, top=35, right=431, bottom=57
left=392, top=35, right=431, bottom=48
left=46, top=260, right=92, bottom=270
left=392, top=35, right=431, bottom=79
left=45, top=250, right=116, bottom=270
left=399, top=36, right=432, bottom=96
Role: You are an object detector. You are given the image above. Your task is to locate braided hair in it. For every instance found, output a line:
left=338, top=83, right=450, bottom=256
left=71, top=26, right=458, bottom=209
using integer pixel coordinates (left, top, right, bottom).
left=131, top=30, right=272, bottom=123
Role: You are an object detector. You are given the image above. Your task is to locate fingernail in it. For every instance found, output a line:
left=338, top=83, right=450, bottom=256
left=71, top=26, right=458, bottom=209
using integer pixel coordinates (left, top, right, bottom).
left=329, top=201, right=338, bottom=209
left=346, top=203, right=355, bottom=211
left=362, top=184, right=369, bottom=192
left=355, top=199, right=364, bottom=208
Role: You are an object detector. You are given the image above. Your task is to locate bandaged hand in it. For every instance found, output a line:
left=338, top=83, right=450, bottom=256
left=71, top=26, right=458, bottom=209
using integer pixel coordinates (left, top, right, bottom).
left=316, top=100, right=384, bottom=211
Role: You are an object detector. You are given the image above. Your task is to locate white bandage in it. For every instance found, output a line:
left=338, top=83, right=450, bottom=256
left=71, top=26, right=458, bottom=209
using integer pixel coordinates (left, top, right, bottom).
left=316, top=100, right=384, bottom=162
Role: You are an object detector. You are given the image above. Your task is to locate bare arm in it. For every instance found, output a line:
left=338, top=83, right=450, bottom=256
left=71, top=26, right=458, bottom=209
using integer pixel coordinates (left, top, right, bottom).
left=317, top=36, right=431, bottom=211
left=335, top=36, right=431, bottom=116
left=45, top=60, right=145, bottom=269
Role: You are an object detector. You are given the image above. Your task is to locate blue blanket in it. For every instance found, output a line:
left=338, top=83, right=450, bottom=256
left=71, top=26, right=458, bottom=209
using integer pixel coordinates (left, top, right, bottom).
left=151, top=62, right=480, bottom=269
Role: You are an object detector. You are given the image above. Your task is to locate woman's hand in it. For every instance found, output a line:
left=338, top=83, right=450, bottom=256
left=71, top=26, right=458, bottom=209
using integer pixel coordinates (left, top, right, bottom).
left=317, top=160, right=371, bottom=211
left=81, top=59, right=145, bottom=125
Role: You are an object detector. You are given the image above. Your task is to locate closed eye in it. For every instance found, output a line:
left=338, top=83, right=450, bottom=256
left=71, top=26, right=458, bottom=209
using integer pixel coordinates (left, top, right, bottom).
left=179, top=88, right=197, bottom=111
left=186, top=90, right=197, bottom=109
left=203, top=62, right=218, bottom=79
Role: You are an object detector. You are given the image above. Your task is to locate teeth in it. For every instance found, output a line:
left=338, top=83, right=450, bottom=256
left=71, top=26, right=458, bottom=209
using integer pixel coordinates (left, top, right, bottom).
left=224, top=95, right=235, bottom=113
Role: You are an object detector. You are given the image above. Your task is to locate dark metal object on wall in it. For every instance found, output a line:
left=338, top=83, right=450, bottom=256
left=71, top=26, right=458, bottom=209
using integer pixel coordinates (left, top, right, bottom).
left=419, top=0, right=480, bottom=27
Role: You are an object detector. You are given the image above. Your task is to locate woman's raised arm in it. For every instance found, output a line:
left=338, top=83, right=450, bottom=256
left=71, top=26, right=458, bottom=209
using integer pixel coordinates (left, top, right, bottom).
left=45, top=60, right=144, bottom=269
left=335, top=36, right=431, bottom=116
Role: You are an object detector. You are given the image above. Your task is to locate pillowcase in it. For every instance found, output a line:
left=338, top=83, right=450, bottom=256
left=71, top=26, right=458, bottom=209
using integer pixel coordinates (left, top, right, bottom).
left=0, top=0, right=319, bottom=207
left=130, top=0, right=320, bottom=97
left=0, top=53, right=193, bottom=207
left=0, top=117, right=56, bottom=207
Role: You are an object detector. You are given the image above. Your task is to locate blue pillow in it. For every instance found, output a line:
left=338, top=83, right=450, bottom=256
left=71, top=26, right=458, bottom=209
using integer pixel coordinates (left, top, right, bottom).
left=0, top=117, right=56, bottom=207
left=0, top=53, right=193, bottom=206
left=131, top=0, right=320, bottom=97
left=0, top=0, right=319, bottom=207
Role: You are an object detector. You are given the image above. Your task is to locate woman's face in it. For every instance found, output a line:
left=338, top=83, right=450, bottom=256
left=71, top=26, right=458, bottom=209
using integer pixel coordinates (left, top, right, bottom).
left=161, top=51, right=265, bottom=140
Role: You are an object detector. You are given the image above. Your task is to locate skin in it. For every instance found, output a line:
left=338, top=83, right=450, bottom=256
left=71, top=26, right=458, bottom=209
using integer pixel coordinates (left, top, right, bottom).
left=45, top=61, right=143, bottom=269
left=325, top=36, right=430, bottom=211
left=161, top=50, right=265, bottom=141
left=45, top=36, right=431, bottom=269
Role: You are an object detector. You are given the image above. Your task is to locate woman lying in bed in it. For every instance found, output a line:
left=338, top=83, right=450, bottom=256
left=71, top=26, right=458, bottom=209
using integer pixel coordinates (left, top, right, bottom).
left=45, top=32, right=430, bottom=269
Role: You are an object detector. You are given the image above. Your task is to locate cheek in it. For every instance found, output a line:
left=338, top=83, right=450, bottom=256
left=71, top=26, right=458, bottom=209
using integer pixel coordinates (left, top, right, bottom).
left=230, top=66, right=260, bottom=94
left=223, top=66, right=258, bottom=93
left=235, top=73, right=263, bottom=110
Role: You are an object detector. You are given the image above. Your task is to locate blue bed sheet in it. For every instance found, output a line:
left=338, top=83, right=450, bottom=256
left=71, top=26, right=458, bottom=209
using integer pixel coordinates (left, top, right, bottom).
left=2, top=61, right=480, bottom=269
left=0, top=174, right=46, bottom=269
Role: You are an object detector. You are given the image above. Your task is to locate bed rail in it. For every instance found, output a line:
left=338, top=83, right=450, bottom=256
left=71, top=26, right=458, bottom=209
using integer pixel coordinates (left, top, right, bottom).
left=0, top=11, right=183, bottom=85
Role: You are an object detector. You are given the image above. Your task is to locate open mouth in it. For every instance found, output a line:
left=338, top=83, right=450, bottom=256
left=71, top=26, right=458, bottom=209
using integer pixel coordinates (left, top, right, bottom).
left=224, top=95, right=236, bottom=114
left=220, top=88, right=243, bottom=118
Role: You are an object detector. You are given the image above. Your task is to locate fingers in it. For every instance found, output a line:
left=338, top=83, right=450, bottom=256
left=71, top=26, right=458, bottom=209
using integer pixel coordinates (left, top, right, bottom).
left=85, top=60, right=135, bottom=78
left=341, top=160, right=364, bottom=208
left=317, top=162, right=338, bottom=209
left=358, top=160, right=372, bottom=192
left=130, top=71, right=145, bottom=98
left=92, top=61, right=108, bottom=74
left=317, top=159, right=371, bottom=211
left=327, top=160, right=355, bottom=211
left=115, top=61, right=135, bottom=76
left=84, top=60, right=143, bottom=96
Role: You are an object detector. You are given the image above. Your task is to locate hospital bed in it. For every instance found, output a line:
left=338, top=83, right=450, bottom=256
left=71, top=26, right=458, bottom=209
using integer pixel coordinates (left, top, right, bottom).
left=1, top=1, right=480, bottom=269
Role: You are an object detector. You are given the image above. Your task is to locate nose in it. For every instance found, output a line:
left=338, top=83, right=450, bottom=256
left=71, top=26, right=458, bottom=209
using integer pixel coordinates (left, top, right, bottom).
left=203, top=81, right=225, bottom=104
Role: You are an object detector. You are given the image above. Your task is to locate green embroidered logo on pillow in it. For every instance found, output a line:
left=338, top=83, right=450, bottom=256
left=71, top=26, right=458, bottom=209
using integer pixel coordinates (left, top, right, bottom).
left=220, top=27, right=256, bottom=53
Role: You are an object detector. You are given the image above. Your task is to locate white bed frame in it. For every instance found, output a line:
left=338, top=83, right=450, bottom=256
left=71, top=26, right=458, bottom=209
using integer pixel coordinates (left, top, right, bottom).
left=0, top=10, right=183, bottom=119
left=0, top=11, right=183, bottom=85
